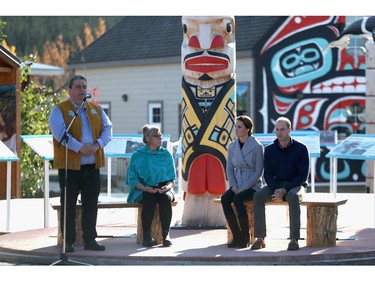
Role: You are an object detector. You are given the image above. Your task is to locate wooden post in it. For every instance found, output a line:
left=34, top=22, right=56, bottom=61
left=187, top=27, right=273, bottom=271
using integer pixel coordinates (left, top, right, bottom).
left=137, top=204, right=163, bottom=245
left=56, top=206, right=84, bottom=247
left=366, top=41, right=375, bottom=192
left=0, top=46, right=22, bottom=199
left=305, top=205, right=338, bottom=247
left=136, top=201, right=178, bottom=244
left=303, top=198, right=347, bottom=247
left=226, top=201, right=255, bottom=244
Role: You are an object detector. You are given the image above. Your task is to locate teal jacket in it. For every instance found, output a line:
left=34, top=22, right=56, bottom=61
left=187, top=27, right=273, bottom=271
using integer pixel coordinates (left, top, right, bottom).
left=126, top=145, right=176, bottom=203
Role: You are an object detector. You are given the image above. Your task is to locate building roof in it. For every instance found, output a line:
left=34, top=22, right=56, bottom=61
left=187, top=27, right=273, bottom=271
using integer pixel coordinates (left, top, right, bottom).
left=1, top=44, right=65, bottom=76
left=27, top=62, right=65, bottom=76
left=0, top=44, right=21, bottom=68
left=68, top=16, right=286, bottom=68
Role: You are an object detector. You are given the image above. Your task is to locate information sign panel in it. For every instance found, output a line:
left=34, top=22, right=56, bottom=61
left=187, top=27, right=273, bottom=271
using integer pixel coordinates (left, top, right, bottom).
left=327, top=134, right=375, bottom=160
left=255, top=130, right=320, bottom=157
left=20, top=135, right=53, bottom=160
left=104, top=134, right=171, bottom=158
left=0, top=140, right=19, bottom=162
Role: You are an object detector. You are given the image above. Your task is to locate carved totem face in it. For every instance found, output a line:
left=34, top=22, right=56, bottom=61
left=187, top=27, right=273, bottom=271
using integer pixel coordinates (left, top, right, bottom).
left=181, top=16, right=236, bottom=81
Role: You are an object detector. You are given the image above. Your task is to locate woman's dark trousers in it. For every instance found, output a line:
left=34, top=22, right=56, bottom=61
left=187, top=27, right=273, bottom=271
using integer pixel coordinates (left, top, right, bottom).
left=221, top=188, right=255, bottom=248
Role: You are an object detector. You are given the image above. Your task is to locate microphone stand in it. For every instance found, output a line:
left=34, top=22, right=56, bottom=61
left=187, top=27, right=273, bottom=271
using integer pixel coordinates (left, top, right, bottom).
left=51, top=97, right=91, bottom=266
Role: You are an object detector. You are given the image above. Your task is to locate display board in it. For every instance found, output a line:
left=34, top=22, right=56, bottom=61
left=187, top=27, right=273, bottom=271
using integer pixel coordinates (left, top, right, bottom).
left=320, top=130, right=338, bottom=147
left=326, top=134, right=375, bottom=227
left=0, top=140, right=19, bottom=162
left=20, top=135, right=53, bottom=161
left=21, top=134, right=171, bottom=160
left=21, top=135, right=53, bottom=227
left=255, top=130, right=320, bottom=157
left=104, top=134, right=171, bottom=157
left=327, top=134, right=375, bottom=160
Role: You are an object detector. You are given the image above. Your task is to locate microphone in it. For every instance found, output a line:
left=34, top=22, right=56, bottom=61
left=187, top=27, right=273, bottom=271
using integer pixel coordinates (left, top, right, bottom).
left=83, top=93, right=92, bottom=101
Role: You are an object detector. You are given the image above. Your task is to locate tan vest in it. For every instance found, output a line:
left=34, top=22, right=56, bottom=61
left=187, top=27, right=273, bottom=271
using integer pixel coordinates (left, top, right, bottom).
left=52, top=100, right=105, bottom=170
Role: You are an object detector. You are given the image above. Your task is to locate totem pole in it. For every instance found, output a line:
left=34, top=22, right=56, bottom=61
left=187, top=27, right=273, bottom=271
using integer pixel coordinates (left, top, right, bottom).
left=180, top=16, right=236, bottom=226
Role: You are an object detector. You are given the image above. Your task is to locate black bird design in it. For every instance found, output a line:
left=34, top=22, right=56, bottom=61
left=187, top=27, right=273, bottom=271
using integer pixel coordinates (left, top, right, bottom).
left=328, top=16, right=375, bottom=49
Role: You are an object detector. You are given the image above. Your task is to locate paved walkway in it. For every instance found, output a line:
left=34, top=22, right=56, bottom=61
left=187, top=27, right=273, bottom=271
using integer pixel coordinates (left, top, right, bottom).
left=1, top=193, right=375, bottom=272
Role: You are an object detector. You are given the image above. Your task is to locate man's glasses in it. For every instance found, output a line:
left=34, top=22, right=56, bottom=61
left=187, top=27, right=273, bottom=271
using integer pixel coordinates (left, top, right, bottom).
left=152, top=134, right=163, bottom=138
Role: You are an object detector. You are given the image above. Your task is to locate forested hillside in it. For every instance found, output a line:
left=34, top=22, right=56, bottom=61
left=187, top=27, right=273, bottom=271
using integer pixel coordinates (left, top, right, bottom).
left=0, top=16, right=124, bottom=57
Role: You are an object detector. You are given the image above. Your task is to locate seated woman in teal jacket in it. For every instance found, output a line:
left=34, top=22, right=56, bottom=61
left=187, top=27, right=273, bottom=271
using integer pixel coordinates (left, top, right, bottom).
left=126, top=124, right=176, bottom=247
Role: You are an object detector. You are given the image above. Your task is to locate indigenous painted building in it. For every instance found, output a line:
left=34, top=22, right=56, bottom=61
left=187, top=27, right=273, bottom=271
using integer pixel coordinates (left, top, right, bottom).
left=255, top=16, right=367, bottom=186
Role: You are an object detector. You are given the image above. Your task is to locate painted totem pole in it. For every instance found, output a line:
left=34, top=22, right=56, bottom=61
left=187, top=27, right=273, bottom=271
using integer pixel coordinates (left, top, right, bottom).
left=180, top=16, right=236, bottom=226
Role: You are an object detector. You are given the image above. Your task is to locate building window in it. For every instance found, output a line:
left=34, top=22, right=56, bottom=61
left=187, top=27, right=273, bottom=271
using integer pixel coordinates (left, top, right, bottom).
left=148, top=101, right=163, bottom=129
left=237, top=82, right=250, bottom=116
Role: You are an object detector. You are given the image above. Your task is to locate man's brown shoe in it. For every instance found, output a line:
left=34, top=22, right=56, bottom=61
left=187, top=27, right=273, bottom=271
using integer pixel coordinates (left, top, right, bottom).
left=287, top=239, right=299, bottom=250
left=250, top=238, right=265, bottom=250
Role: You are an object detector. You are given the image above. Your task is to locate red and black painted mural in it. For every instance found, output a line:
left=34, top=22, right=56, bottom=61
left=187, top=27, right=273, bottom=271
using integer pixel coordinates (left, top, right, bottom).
left=255, top=16, right=367, bottom=186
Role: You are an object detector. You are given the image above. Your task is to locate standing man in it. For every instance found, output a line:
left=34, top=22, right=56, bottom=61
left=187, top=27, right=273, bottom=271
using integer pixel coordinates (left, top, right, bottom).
left=251, top=117, right=309, bottom=251
left=49, top=75, right=112, bottom=252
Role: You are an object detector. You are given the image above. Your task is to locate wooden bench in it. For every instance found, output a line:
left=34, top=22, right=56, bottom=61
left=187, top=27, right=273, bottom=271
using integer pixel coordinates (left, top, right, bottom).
left=51, top=201, right=178, bottom=247
left=214, top=193, right=348, bottom=247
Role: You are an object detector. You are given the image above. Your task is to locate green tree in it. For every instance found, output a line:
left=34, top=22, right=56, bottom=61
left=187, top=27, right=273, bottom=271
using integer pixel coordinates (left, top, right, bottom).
left=1, top=17, right=110, bottom=197
left=20, top=60, right=66, bottom=197
left=0, top=16, right=123, bottom=57
left=0, top=20, right=6, bottom=40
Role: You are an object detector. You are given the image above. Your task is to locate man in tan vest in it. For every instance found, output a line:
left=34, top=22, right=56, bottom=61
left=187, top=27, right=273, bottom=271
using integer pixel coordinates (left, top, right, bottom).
left=49, top=75, right=112, bottom=253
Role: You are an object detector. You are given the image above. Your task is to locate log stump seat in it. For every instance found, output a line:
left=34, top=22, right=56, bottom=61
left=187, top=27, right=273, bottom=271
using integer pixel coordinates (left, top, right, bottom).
left=51, top=201, right=178, bottom=247
left=214, top=193, right=347, bottom=248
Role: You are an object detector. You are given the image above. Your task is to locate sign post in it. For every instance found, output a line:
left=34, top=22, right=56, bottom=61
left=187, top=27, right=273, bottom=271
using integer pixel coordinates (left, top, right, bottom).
left=327, top=134, right=375, bottom=227
left=21, top=135, right=53, bottom=227
left=0, top=140, right=19, bottom=232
